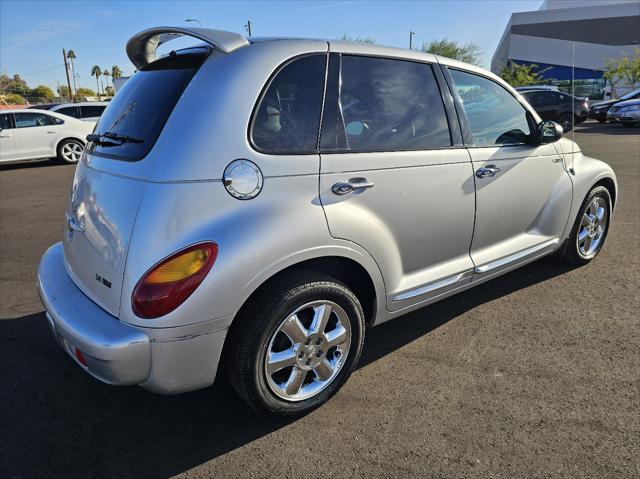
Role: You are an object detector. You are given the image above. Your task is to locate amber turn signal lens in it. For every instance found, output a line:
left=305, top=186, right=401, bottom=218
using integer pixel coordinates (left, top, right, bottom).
left=132, top=242, right=218, bottom=319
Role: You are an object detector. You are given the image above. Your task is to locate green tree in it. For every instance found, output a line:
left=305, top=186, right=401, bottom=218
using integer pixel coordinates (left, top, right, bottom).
left=102, top=68, right=111, bottom=94
left=90, top=65, right=102, bottom=99
left=111, top=65, right=122, bottom=79
left=340, top=33, right=376, bottom=44
left=76, top=87, right=97, bottom=98
left=0, top=73, right=29, bottom=96
left=31, top=84, right=56, bottom=101
left=1, top=93, right=27, bottom=104
left=604, top=49, right=640, bottom=97
left=422, top=38, right=482, bottom=66
left=499, top=61, right=551, bottom=87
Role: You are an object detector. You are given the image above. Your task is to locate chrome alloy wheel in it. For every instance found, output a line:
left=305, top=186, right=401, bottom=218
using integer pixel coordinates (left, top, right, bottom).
left=577, top=196, right=608, bottom=257
left=61, top=141, right=83, bottom=162
left=264, top=300, right=351, bottom=401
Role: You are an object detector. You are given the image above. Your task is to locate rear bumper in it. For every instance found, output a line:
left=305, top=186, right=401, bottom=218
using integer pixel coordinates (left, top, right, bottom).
left=37, top=243, right=232, bottom=394
left=37, top=243, right=151, bottom=385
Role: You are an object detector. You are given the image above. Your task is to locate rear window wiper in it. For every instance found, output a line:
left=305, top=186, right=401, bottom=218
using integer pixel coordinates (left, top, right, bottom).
left=87, top=132, right=144, bottom=147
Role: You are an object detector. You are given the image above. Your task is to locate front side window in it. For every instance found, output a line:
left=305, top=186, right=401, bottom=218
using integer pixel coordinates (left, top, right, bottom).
left=57, top=106, right=80, bottom=118
left=251, top=54, right=327, bottom=154
left=14, top=113, right=54, bottom=128
left=0, top=114, right=12, bottom=130
left=81, top=105, right=106, bottom=118
left=335, top=56, right=451, bottom=151
left=449, top=69, right=532, bottom=146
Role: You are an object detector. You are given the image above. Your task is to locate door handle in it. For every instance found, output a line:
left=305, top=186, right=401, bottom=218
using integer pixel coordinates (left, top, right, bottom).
left=475, top=165, right=501, bottom=178
left=46, top=131, right=57, bottom=134
left=0, top=135, right=10, bottom=138
left=332, top=178, right=375, bottom=196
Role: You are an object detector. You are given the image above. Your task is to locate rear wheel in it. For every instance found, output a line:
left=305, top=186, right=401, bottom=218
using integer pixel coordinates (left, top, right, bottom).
left=225, top=271, right=365, bottom=417
left=559, top=113, right=574, bottom=132
left=558, top=186, right=611, bottom=265
left=57, top=139, right=84, bottom=164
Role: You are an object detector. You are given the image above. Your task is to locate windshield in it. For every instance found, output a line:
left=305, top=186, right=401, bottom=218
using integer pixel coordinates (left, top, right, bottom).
left=89, top=47, right=209, bottom=161
left=621, top=89, right=640, bottom=100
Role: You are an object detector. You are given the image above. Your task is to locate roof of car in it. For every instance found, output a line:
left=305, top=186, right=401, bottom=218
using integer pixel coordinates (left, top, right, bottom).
left=52, top=102, right=109, bottom=108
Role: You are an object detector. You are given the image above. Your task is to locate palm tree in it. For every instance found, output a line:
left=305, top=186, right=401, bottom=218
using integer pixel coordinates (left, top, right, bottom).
left=102, top=68, right=111, bottom=96
left=90, top=65, right=101, bottom=100
left=67, top=50, right=77, bottom=101
left=111, top=65, right=122, bottom=79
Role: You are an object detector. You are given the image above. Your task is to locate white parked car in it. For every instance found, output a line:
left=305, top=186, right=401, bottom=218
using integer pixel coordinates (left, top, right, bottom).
left=0, top=109, right=93, bottom=164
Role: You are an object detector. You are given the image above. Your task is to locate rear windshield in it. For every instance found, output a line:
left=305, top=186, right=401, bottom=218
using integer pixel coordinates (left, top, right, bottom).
left=89, top=48, right=209, bottom=161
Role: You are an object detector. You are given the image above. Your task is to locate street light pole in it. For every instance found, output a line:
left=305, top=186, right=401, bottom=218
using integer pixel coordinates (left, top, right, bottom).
left=245, top=20, right=252, bottom=37
left=62, top=48, right=73, bottom=103
left=409, top=31, right=415, bottom=50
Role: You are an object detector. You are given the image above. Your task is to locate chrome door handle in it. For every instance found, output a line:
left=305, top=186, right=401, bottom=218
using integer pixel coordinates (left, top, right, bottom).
left=475, top=165, right=501, bottom=178
left=46, top=131, right=57, bottom=134
left=332, top=178, right=375, bottom=195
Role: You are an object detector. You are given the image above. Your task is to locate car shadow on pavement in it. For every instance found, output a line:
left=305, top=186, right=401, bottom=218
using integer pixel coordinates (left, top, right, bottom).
left=0, top=159, right=64, bottom=171
left=574, top=123, right=639, bottom=135
left=0, top=256, right=576, bottom=478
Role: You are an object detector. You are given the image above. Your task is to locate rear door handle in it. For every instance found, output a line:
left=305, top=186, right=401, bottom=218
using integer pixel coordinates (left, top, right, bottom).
left=332, top=178, right=375, bottom=195
left=46, top=131, right=57, bottom=134
left=475, top=165, right=501, bottom=178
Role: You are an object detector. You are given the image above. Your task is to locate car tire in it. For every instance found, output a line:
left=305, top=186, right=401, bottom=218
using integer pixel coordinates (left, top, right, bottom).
left=225, top=270, right=365, bottom=417
left=559, top=113, right=574, bottom=132
left=558, top=185, right=612, bottom=266
left=57, top=139, right=84, bottom=164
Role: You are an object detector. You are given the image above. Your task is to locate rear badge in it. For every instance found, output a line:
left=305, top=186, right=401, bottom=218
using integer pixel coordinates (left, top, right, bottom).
left=95, top=274, right=112, bottom=289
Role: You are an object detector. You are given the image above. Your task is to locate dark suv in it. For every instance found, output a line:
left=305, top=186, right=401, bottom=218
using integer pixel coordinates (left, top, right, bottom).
left=520, top=89, right=589, bottom=132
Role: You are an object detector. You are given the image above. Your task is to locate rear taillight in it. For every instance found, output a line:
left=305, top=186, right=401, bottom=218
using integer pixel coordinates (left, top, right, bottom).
left=132, top=242, right=218, bottom=319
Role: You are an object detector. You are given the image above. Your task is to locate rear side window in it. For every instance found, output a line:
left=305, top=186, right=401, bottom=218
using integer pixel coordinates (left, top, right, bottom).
left=322, top=56, right=451, bottom=152
left=80, top=105, right=106, bottom=118
left=0, top=114, right=12, bottom=129
left=251, top=54, right=327, bottom=154
left=449, top=69, right=531, bottom=146
left=90, top=48, right=208, bottom=161
left=14, top=113, right=55, bottom=128
left=57, top=106, right=80, bottom=118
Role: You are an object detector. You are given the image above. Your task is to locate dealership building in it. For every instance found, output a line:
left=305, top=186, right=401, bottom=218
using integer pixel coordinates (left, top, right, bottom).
left=491, top=0, right=640, bottom=99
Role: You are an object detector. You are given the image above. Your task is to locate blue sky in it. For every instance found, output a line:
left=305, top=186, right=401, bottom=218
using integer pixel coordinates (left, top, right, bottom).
left=0, top=0, right=541, bottom=91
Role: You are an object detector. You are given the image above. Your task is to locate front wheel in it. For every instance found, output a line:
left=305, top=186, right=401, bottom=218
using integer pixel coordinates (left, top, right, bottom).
left=57, top=139, right=84, bottom=164
left=225, top=271, right=365, bottom=417
left=558, top=186, right=612, bottom=265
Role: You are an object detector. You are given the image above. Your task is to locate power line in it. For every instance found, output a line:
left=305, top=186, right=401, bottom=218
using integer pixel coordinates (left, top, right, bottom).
left=18, top=64, right=64, bottom=77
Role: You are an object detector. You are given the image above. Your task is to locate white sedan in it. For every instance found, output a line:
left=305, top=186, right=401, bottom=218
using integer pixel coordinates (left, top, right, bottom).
left=0, top=109, right=94, bottom=164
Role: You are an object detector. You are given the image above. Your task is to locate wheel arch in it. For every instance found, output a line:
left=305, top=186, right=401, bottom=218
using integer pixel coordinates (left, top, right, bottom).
left=55, top=136, right=86, bottom=152
left=593, top=176, right=617, bottom=209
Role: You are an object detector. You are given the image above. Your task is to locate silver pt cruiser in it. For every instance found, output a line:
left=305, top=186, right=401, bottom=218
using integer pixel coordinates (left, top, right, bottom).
left=37, top=27, right=617, bottom=416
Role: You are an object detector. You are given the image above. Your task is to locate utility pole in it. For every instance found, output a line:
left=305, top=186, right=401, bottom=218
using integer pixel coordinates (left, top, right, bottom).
left=245, top=20, right=252, bottom=37
left=62, top=48, right=73, bottom=102
left=409, top=31, right=415, bottom=50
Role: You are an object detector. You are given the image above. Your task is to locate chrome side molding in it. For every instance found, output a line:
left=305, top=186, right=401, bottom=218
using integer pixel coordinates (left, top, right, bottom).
left=474, top=238, right=559, bottom=274
left=392, top=270, right=473, bottom=302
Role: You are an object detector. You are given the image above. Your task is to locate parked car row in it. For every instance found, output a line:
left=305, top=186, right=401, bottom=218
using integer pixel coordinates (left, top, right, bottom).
left=589, top=89, right=640, bottom=125
left=27, top=101, right=108, bottom=123
left=0, top=109, right=93, bottom=164
left=516, top=87, right=589, bottom=132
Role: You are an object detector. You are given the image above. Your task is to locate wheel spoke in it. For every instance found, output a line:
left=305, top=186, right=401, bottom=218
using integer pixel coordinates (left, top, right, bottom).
left=280, top=314, right=308, bottom=344
left=589, top=201, right=598, bottom=216
left=284, top=367, right=307, bottom=395
left=325, top=324, right=348, bottom=348
left=267, top=348, right=296, bottom=375
left=581, top=213, right=592, bottom=226
left=583, top=236, right=592, bottom=253
left=578, top=228, right=589, bottom=243
left=596, top=206, right=605, bottom=221
left=313, top=359, right=334, bottom=381
left=310, top=303, right=332, bottom=334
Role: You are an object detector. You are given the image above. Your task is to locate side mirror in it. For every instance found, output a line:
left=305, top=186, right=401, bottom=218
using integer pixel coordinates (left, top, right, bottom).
left=345, top=121, right=366, bottom=136
left=538, top=120, right=563, bottom=144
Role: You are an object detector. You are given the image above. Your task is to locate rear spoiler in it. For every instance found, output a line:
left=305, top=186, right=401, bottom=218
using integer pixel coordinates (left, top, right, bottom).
left=126, top=26, right=249, bottom=69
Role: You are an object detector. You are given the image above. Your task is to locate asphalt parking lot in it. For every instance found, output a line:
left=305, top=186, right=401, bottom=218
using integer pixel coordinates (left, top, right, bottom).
left=1, top=122, right=638, bottom=479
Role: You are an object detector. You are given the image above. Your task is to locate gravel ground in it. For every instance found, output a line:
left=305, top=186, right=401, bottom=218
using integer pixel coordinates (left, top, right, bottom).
left=1, top=121, right=638, bottom=478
